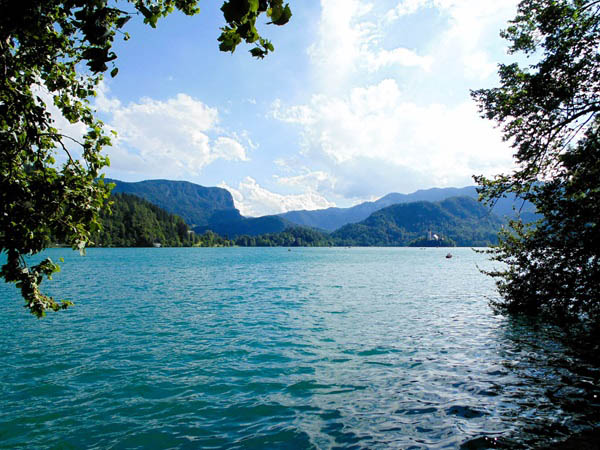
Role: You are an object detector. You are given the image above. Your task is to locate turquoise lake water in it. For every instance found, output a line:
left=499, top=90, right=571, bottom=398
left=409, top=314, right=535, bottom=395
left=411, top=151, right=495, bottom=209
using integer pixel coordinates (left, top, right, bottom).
left=1, top=247, right=599, bottom=449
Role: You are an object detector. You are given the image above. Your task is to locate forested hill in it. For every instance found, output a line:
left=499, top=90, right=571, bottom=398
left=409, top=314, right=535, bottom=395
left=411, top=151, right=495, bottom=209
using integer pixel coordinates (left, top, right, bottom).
left=331, top=196, right=503, bottom=247
left=194, top=214, right=292, bottom=238
left=106, top=179, right=242, bottom=227
left=93, top=193, right=197, bottom=247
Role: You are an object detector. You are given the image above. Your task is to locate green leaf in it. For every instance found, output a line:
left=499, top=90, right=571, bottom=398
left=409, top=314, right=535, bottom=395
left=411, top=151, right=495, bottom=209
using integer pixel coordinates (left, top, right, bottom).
left=269, top=3, right=291, bottom=25
left=250, top=47, right=267, bottom=58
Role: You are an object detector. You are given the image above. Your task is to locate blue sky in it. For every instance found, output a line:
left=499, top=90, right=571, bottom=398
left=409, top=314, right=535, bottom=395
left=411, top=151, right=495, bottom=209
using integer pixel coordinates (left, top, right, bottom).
left=87, top=0, right=520, bottom=216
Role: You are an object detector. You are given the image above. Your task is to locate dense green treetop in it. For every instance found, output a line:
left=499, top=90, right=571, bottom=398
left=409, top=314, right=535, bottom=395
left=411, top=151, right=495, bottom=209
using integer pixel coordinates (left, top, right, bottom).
left=0, top=0, right=290, bottom=316
left=93, top=193, right=195, bottom=248
left=485, top=123, right=600, bottom=326
left=473, top=0, right=600, bottom=328
left=234, top=226, right=334, bottom=247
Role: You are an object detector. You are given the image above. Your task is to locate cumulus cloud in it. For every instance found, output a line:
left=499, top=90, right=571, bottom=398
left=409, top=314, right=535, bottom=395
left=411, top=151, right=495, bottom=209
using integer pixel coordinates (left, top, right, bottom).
left=265, top=0, right=521, bottom=202
left=271, top=79, right=514, bottom=196
left=386, top=0, right=519, bottom=80
left=308, top=0, right=433, bottom=88
left=438, top=0, right=518, bottom=80
left=213, top=137, right=249, bottom=162
left=95, top=85, right=248, bottom=179
left=308, top=0, right=518, bottom=88
left=219, top=177, right=336, bottom=217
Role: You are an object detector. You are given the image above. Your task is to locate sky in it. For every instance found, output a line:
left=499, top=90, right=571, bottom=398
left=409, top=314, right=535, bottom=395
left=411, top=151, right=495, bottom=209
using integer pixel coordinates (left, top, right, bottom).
left=84, top=0, right=521, bottom=217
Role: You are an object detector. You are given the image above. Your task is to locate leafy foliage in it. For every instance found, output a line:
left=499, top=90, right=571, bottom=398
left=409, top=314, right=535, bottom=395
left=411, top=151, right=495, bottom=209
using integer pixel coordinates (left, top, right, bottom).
left=219, top=0, right=291, bottom=58
left=472, top=0, right=600, bottom=327
left=483, top=122, right=600, bottom=326
left=195, top=230, right=234, bottom=247
left=0, top=0, right=290, bottom=316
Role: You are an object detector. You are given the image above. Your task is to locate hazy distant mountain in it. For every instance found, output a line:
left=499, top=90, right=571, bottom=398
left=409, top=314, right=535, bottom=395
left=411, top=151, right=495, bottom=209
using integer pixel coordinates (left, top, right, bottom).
left=279, top=186, right=536, bottom=231
left=331, top=196, right=504, bottom=247
left=106, top=179, right=241, bottom=227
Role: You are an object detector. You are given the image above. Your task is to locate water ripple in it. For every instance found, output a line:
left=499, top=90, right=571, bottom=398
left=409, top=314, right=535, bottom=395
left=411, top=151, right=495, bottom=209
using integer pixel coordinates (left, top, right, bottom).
left=1, top=248, right=599, bottom=448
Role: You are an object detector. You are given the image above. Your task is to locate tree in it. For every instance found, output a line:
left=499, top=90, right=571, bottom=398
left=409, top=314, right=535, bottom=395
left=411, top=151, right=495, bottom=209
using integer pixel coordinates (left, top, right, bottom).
left=472, top=0, right=600, bottom=327
left=0, top=0, right=291, bottom=317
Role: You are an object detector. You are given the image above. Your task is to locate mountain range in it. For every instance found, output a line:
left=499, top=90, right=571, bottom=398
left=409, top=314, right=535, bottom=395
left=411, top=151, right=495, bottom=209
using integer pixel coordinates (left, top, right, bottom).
left=280, top=186, right=536, bottom=231
left=104, top=178, right=535, bottom=242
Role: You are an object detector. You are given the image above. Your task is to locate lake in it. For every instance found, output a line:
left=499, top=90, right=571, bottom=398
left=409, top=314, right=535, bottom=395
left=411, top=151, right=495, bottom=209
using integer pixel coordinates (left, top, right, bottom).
left=0, top=248, right=598, bottom=448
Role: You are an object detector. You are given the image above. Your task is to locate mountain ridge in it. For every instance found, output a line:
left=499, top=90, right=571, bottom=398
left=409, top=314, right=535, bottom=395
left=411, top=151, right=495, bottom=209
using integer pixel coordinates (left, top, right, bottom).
left=104, top=178, right=535, bottom=238
left=279, top=186, right=536, bottom=231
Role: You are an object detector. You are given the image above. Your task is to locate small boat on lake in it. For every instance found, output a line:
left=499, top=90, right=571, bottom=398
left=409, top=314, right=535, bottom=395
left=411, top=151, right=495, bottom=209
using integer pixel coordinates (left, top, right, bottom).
left=446, top=253, right=452, bottom=259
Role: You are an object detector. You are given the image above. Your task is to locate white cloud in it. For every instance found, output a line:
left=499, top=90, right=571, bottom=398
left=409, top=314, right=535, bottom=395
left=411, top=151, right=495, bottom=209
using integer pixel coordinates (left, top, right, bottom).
left=219, top=177, right=336, bottom=217
left=275, top=170, right=336, bottom=193
left=436, top=0, right=518, bottom=80
left=308, top=0, right=433, bottom=88
left=267, top=0, right=521, bottom=202
left=366, top=47, right=434, bottom=73
left=95, top=85, right=248, bottom=178
left=308, top=0, right=518, bottom=88
left=271, top=79, right=514, bottom=196
left=213, top=137, right=249, bottom=161
left=385, top=0, right=519, bottom=80
left=386, top=0, right=429, bottom=20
